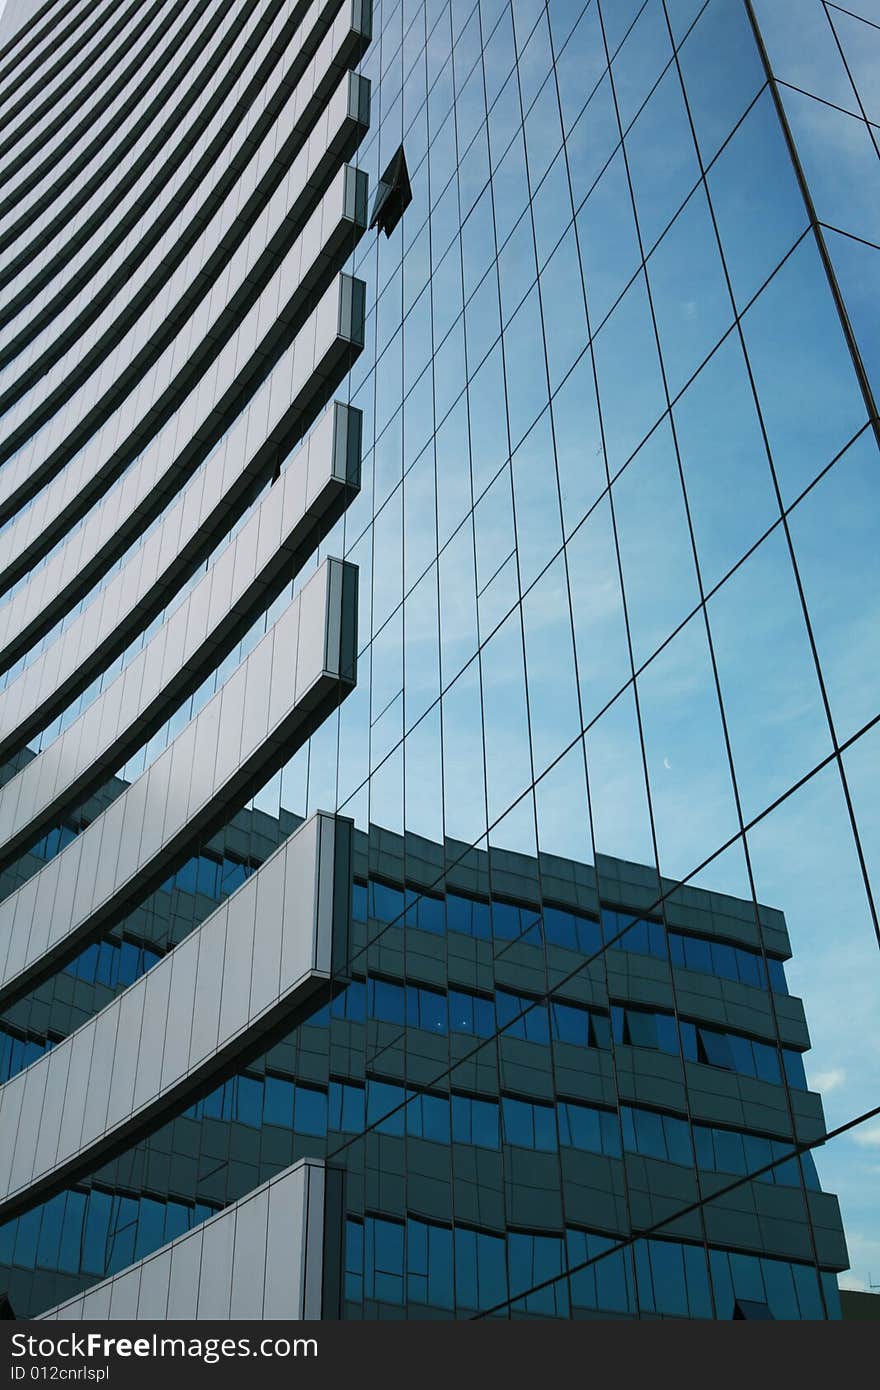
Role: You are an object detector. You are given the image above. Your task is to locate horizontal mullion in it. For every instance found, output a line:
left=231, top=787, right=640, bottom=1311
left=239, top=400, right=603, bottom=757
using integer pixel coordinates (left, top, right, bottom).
left=0, top=148, right=368, bottom=666
left=0, top=0, right=122, bottom=130
left=0, top=0, right=179, bottom=188
left=0, top=152, right=368, bottom=591
left=0, top=404, right=361, bottom=872
left=0, top=5, right=366, bottom=463
left=0, top=562, right=357, bottom=1013
left=0, top=274, right=365, bottom=755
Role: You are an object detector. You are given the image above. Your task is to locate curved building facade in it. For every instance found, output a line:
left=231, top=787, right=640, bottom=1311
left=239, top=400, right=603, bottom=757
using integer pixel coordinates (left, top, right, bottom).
left=0, top=0, right=878, bottom=1321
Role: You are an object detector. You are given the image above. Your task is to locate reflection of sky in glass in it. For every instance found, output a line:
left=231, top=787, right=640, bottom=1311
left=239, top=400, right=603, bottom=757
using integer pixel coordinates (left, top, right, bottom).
left=328, top=0, right=880, bottom=1298
left=230, top=0, right=880, bottom=1299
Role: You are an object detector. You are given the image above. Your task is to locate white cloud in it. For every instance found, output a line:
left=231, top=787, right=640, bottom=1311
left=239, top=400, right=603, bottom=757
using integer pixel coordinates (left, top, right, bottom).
left=811, top=1067, right=847, bottom=1094
left=852, top=1124, right=880, bottom=1149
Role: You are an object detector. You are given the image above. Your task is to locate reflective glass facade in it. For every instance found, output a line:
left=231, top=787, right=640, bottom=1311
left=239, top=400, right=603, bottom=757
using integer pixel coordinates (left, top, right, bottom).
left=0, top=0, right=878, bottom=1322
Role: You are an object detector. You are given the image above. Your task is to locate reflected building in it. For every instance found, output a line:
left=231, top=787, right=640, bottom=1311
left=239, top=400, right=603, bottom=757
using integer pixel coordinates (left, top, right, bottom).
left=0, top=785, right=850, bottom=1319
left=0, top=0, right=878, bottom=1323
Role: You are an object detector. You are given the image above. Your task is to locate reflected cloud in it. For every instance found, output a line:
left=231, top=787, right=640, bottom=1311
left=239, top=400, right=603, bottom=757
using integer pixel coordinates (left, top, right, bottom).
left=813, top=1068, right=847, bottom=1095
left=852, top=1125, right=880, bottom=1149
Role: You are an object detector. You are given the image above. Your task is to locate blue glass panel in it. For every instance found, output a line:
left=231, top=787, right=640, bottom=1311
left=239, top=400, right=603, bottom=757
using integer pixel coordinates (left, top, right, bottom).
left=592, top=1012, right=612, bottom=1051
left=471, top=900, right=492, bottom=940
left=236, top=1076, right=263, bottom=1129
left=134, top=1198, right=165, bottom=1261
left=801, top=1152, right=822, bottom=1191
left=699, top=1028, right=735, bottom=1070
left=372, top=882, right=406, bottom=923
left=600, top=1110, right=622, bottom=1157
left=620, top=1011, right=656, bottom=1050
left=736, top=948, right=763, bottom=989
left=561, top=1101, right=601, bottom=1153
left=663, top=1114, right=693, bottom=1166
left=412, top=986, right=448, bottom=1033
left=35, top=1194, right=65, bottom=1270
left=576, top=916, right=604, bottom=954
left=684, top=935, right=713, bottom=974
left=0, top=1213, right=16, bottom=1266
left=491, top=901, right=522, bottom=940
left=417, top=895, right=445, bottom=933
left=714, top=1127, right=746, bottom=1174
left=729, top=1251, right=766, bottom=1304
left=709, top=1248, right=735, bottom=1318
left=621, top=1105, right=639, bottom=1154
left=622, top=919, right=649, bottom=954
left=634, top=1241, right=655, bottom=1313
left=13, top=1208, right=41, bottom=1270
left=668, top=932, right=687, bottom=967
left=502, top=1097, right=533, bottom=1148
left=711, top=942, right=739, bottom=981
left=821, top=1271, right=842, bottom=1321
left=752, top=1041, right=782, bottom=1085
left=594, top=1235, right=634, bottom=1315
left=544, top=905, right=577, bottom=949
left=474, top=1096, right=501, bottom=1149
left=368, top=1081, right=405, bottom=1137
left=647, top=921, right=667, bottom=957
left=774, top=1259, right=814, bottom=1319
left=370, top=1219, right=406, bottom=1304
left=726, top=1033, right=755, bottom=1076
left=370, top=979, right=407, bottom=1025
left=445, top=894, right=473, bottom=936
left=783, top=1049, right=808, bottom=1091
left=680, top=1020, right=699, bottom=1060
left=655, top=1012, right=680, bottom=1055
left=264, top=1076, right=295, bottom=1128
left=352, top=882, right=368, bottom=921
left=477, top=1229, right=509, bottom=1312
left=107, top=1197, right=138, bottom=1275
left=454, top=1228, right=479, bottom=1310
left=553, top=1001, right=590, bottom=1047
left=649, top=1239, right=690, bottom=1316
left=682, top=1242, right=714, bottom=1319
left=533, top=1102, right=558, bottom=1152
left=611, top=1004, right=625, bottom=1045
left=163, top=1202, right=190, bottom=1244
left=427, top=1223, right=455, bottom=1309
left=81, top=1189, right=112, bottom=1276
left=294, top=1086, right=328, bottom=1138
left=417, top=1093, right=451, bottom=1143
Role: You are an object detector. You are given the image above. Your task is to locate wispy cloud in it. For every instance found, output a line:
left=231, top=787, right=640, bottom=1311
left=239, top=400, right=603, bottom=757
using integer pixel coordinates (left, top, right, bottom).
left=852, top=1124, right=880, bottom=1149
left=812, top=1067, right=847, bottom=1094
